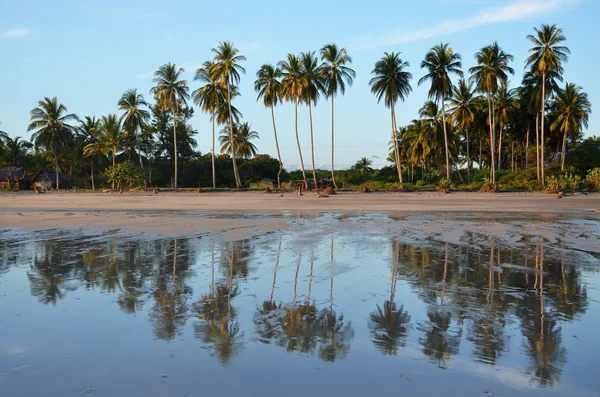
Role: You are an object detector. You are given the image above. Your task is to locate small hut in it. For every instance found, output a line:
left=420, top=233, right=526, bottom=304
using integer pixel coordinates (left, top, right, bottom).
left=32, top=169, right=73, bottom=190
left=248, top=178, right=275, bottom=190
left=0, top=167, right=31, bottom=190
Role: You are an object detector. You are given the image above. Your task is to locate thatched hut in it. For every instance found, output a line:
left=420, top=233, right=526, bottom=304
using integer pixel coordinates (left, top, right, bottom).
left=32, top=169, right=73, bottom=190
left=0, top=167, right=31, bottom=190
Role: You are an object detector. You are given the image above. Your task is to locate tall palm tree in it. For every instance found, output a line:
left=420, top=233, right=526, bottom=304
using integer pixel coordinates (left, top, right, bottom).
left=193, top=61, right=223, bottom=188
left=369, top=52, right=413, bottom=185
left=469, top=42, right=514, bottom=183
left=83, top=114, right=127, bottom=189
left=77, top=116, right=101, bottom=190
left=219, top=122, right=259, bottom=160
left=255, top=64, right=284, bottom=188
left=2, top=136, right=31, bottom=166
left=279, top=54, right=308, bottom=188
left=300, top=51, right=325, bottom=191
left=27, top=96, right=77, bottom=190
left=448, top=79, right=477, bottom=182
left=320, top=44, right=355, bottom=189
left=118, top=89, right=149, bottom=168
left=419, top=43, right=463, bottom=179
left=211, top=42, right=246, bottom=189
left=495, top=82, right=520, bottom=171
left=550, top=83, right=591, bottom=170
left=150, top=63, right=189, bottom=188
left=526, top=24, right=569, bottom=182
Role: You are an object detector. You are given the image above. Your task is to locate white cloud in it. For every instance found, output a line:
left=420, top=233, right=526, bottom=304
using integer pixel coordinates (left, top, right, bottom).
left=135, top=72, right=153, bottom=80
left=0, top=28, right=31, bottom=40
left=355, top=0, right=578, bottom=49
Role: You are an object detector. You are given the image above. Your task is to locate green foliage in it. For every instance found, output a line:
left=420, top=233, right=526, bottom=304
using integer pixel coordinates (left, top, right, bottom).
left=354, top=181, right=404, bottom=192
left=498, top=168, right=541, bottom=191
left=415, top=180, right=427, bottom=188
left=545, top=173, right=581, bottom=192
left=105, top=163, right=145, bottom=189
left=585, top=168, right=600, bottom=191
left=479, top=178, right=498, bottom=193
left=568, top=137, right=600, bottom=172
left=437, top=178, right=453, bottom=191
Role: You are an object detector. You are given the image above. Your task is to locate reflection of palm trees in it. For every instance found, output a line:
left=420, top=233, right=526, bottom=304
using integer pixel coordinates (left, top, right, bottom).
left=254, top=239, right=282, bottom=343
left=220, top=240, right=252, bottom=280
left=418, top=308, right=462, bottom=369
left=369, top=240, right=410, bottom=355
left=316, top=309, right=354, bottom=362
left=27, top=240, right=77, bottom=305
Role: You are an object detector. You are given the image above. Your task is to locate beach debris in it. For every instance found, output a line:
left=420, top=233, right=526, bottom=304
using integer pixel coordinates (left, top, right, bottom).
left=360, top=186, right=371, bottom=193
left=556, top=191, right=563, bottom=199
left=316, top=191, right=329, bottom=198
left=323, top=186, right=335, bottom=195
left=153, top=187, right=159, bottom=194
left=197, top=187, right=201, bottom=193
left=400, top=374, right=411, bottom=382
left=264, top=187, right=272, bottom=194
left=119, top=189, right=123, bottom=194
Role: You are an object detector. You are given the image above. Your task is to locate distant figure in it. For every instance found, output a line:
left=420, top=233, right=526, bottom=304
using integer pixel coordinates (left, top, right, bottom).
left=296, top=184, right=303, bottom=196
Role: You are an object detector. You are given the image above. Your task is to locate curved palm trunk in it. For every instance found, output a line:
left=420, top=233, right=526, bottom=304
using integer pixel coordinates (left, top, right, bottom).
left=561, top=130, right=568, bottom=171
left=498, top=126, right=503, bottom=172
left=441, top=98, right=450, bottom=180
left=54, top=147, right=60, bottom=190
left=90, top=159, right=95, bottom=191
left=308, top=102, right=318, bottom=192
left=211, top=108, right=216, bottom=188
left=330, top=96, right=338, bottom=190
left=535, top=113, right=540, bottom=180
left=294, top=99, right=308, bottom=188
left=172, top=105, right=178, bottom=189
left=270, top=104, right=283, bottom=189
left=487, top=94, right=496, bottom=183
left=112, top=146, right=116, bottom=189
left=540, top=73, right=546, bottom=184
left=136, top=126, right=144, bottom=169
left=270, top=239, right=281, bottom=303
left=391, top=104, right=403, bottom=185
left=226, top=81, right=241, bottom=188
left=466, top=128, right=470, bottom=183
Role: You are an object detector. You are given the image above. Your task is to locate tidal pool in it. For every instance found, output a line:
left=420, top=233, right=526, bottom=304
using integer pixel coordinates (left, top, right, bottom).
left=1, top=217, right=599, bottom=396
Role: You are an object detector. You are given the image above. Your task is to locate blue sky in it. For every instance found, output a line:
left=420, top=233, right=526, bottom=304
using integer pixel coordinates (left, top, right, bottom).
left=0, top=0, right=597, bottom=170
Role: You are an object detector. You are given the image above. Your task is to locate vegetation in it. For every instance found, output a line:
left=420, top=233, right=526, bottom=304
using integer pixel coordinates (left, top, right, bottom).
left=0, top=26, right=596, bottom=192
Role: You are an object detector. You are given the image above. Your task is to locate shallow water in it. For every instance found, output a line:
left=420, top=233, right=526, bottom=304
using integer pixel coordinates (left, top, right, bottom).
left=1, top=218, right=600, bottom=396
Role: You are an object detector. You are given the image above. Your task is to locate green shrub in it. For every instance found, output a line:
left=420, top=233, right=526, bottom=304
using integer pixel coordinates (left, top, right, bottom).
left=105, top=163, right=145, bottom=189
left=438, top=178, right=453, bottom=191
left=415, top=180, right=427, bottom=188
left=479, top=178, right=498, bottom=193
left=354, top=181, right=403, bottom=192
left=545, top=176, right=565, bottom=192
left=586, top=168, right=600, bottom=191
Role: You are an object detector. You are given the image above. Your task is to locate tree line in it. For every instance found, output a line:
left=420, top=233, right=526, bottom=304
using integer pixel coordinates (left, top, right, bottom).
left=0, top=24, right=595, bottom=191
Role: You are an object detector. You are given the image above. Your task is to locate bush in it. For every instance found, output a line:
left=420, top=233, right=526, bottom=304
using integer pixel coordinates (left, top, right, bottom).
left=545, top=176, right=564, bottom=192
left=438, top=178, right=453, bottom=192
left=479, top=178, right=498, bottom=193
left=105, top=163, right=145, bottom=189
left=585, top=168, right=600, bottom=191
left=354, top=181, right=404, bottom=192
left=498, top=168, right=540, bottom=191
left=415, top=180, right=427, bottom=188
left=546, top=173, right=582, bottom=192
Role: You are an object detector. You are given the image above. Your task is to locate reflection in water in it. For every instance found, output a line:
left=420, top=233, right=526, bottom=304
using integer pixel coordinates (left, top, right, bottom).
left=0, top=226, right=597, bottom=395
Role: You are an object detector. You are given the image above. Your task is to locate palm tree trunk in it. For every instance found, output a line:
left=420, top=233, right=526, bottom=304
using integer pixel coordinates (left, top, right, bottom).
left=487, top=94, right=495, bottom=183
left=211, top=108, right=216, bottom=188
left=90, top=159, right=95, bottom=191
left=498, top=127, right=503, bottom=172
left=466, top=128, right=470, bottom=183
left=391, top=103, right=403, bottom=185
left=512, top=140, right=515, bottom=172
left=54, top=147, right=60, bottom=190
left=330, top=96, right=338, bottom=189
left=112, top=146, right=116, bottom=190
left=561, top=130, right=568, bottom=171
left=137, top=127, right=144, bottom=169
left=479, top=138, right=483, bottom=171
left=441, top=98, right=450, bottom=180
left=226, top=81, right=241, bottom=188
left=294, top=99, right=307, bottom=188
left=172, top=105, right=178, bottom=188
left=526, top=126, right=530, bottom=170
left=270, top=104, right=283, bottom=189
left=535, top=112, right=540, bottom=180
left=541, top=74, right=546, bottom=184
left=308, top=102, right=318, bottom=192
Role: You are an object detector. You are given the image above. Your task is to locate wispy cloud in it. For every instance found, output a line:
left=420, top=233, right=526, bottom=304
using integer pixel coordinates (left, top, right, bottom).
left=135, top=72, right=153, bottom=80
left=0, top=28, right=31, bottom=40
left=355, top=0, right=578, bottom=50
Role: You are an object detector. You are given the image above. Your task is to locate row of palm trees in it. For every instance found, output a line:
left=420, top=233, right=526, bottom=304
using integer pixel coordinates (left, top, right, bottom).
left=20, top=24, right=591, bottom=190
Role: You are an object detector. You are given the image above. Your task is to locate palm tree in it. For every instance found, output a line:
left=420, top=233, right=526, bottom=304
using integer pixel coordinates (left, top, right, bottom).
left=469, top=42, right=514, bottom=183
left=300, top=51, right=325, bottom=191
left=219, top=122, right=259, bottom=160
left=419, top=43, right=463, bottom=179
left=211, top=42, right=246, bottom=189
left=255, top=64, right=284, bottom=188
left=193, top=61, right=223, bottom=188
left=77, top=116, right=101, bottom=190
left=369, top=53, right=413, bottom=185
left=2, top=136, right=31, bottom=166
left=448, top=79, right=477, bottom=182
left=495, top=82, right=520, bottom=171
left=353, top=157, right=374, bottom=174
left=526, top=24, right=569, bottom=183
left=118, top=89, right=149, bottom=168
left=83, top=114, right=127, bottom=189
left=550, top=83, right=591, bottom=170
left=279, top=54, right=308, bottom=188
left=27, top=97, right=77, bottom=190
left=320, top=44, right=355, bottom=189
left=150, top=63, right=189, bottom=188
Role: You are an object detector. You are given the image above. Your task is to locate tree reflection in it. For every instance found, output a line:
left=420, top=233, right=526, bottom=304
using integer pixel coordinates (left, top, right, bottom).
left=254, top=239, right=282, bottom=343
left=27, top=240, right=78, bottom=305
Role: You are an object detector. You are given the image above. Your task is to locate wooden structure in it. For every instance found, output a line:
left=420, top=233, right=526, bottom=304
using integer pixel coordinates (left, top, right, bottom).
left=32, top=169, right=73, bottom=190
left=0, top=167, right=31, bottom=190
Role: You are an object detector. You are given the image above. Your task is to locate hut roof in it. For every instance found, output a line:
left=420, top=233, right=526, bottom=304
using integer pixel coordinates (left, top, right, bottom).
left=33, top=169, right=72, bottom=184
left=0, top=166, right=29, bottom=182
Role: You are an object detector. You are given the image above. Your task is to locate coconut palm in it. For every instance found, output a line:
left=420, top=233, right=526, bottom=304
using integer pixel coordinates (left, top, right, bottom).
left=469, top=42, right=514, bottom=183
left=255, top=64, right=284, bottom=188
left=83, top=114, right=127, bottom=189
left=118, top=89, right=149, bottom=168
left=353, top=157, right=373, bottom=174
left=27, top=96, right=77, bottom=189
left=211, top=42, right=246, bottom=188
left=495, top=82, right=520, bottom=171
left=300, top=51, right=325, bottom=191
left=448, top=79, right=477, bottom=182
left=419, top=43, right=463, bottom=179
left=369, top=53, right=413, bottom=185
left=219, top=122, right=259, bottom=160
left=150, top=63, right=189, bottom=188
left=77, top=116, right=101, bottom=190
left=279, top=54, right=308, bottom=188
left=320, top=44, right=355, bottom=189
left=526, top=24, right=569, bottom=182
left=550, top=83, right=591, bottom=170
left=193, top=61, right=223, bottom=188
left=2, top=136, right=31, bottom=167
